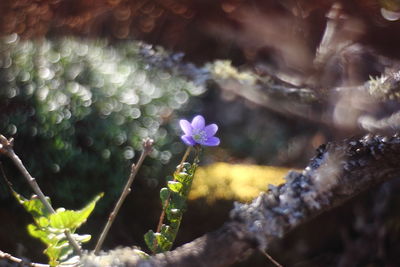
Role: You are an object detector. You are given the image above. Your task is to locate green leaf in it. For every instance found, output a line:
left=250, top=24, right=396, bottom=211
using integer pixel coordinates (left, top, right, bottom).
left=37, top=216, right=50, bottom=228
left=169, top=193, right=186, bottom=211
left=144, top=230, right=173, bottom=253
left=155, top=232, right=172, bottom=252
left=180, top=162, right=191, bottom=172
left=49, top=193, right=103, bottom=230
left=166, top=207, right=182, bottom=222
left=27, top=224, right=52, bottom=244
left=160, top=188, right=169, bottom=208
left=160, top=224, right=175, bottom=241
left=45, top=242, right=73, bottom=267
left=132, top=249, right=149, bottom=259
left=169, top=219, right=180, bottom=230
left=59, top=255, right=80, bottom=266
left=45, top=245, right=61, bottom=266
left=167, top=181, right=183, bottom=194
left=144, top=230, right=157, bottom=253
left=174, top=172, right=190, bottom=183
left=71, top=233, right=91, bottom=243
left=12, top=190, right=51, bottom=219
left=56, top=241, right=74, bottom=261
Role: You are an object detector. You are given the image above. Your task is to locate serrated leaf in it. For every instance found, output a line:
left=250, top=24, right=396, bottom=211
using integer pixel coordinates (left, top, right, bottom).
left=49, top=193, right=103, bottom=230
left=12, top=190, right=51, bottom=219
left=27, top=224, right=52, bottom=244
left=167, top=181, right=183, bottom=194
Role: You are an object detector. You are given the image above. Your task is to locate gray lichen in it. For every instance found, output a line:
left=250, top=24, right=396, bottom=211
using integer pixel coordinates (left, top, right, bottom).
left=230, top=134, right=400, bottom=251
left=81, top=247, right=147, bottom=267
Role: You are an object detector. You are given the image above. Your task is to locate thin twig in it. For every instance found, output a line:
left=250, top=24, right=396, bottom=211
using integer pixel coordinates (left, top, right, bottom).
left=0, top=249, right=49, bottom=267
left=260, top=249, right=283, bottom=267
left=0, top=134, right=82, bottom=256
left=94, top=138, right=154, bottom=255
left=153, top=146, right=192, bottom=252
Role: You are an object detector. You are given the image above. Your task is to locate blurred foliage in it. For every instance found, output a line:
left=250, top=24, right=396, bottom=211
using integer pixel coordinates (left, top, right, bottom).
left=0, top=34, right=205, bottom=208
left=13, top=189, right=102, bottom=266
left=189, top=162, right=290, bottom=203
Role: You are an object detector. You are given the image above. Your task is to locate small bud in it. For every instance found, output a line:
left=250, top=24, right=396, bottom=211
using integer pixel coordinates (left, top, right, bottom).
left=0, top=135, right=9, bottom=153
left=142, top=138, right=154, bottom=154
left=130, top=163, right=136, bottom=172
left=0, top=135, right=7, bottom=143
left=0, top=135, right=13, bottom=152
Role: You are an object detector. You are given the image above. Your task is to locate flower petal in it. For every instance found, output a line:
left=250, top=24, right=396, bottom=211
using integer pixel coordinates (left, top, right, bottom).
left=181, top=135, right=196, bottom=146
left=179, top=120, right=192, bottom=135
left=202, top=136, right=220, bottom=146
left=191, top=115, right=205, bottom=130
left=204, top=124, right=218, bottom=137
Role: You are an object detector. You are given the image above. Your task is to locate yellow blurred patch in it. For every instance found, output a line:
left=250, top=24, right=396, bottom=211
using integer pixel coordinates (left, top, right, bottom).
left=189, top=162, right=291, bottom=203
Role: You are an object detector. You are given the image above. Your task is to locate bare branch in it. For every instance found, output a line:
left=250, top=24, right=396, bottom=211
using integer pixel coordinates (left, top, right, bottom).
left=0, top=249, right=49, bottom=267
left=94, top=138, right=154, bottom=254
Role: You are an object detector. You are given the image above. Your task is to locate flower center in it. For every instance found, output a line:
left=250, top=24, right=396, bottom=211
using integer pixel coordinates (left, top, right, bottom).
left=193, top=130, right=207, bottom=143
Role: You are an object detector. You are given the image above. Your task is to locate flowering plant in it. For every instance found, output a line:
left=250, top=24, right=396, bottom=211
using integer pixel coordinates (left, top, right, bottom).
left=145, top=115, right=219, bottom=253
left=180, top=115, right=220, bottom=146
left=0, top=115, right=220, bottom=264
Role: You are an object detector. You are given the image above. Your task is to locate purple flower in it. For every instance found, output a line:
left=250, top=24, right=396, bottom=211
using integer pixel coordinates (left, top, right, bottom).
left=179, top=115, right=220, bottom=146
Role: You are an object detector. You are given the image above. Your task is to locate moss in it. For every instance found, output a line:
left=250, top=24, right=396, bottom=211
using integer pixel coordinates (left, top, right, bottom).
left=189, top=162, right=290, bottom=203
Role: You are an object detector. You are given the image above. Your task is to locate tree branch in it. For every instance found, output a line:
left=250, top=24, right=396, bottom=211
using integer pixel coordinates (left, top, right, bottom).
left=0, top=250, right=49, bottom=267
left=0, top=134, right=83, bottom=256
left=94, top=138, right=154, bottom=254
left=83, top=134, right=400, bottom=266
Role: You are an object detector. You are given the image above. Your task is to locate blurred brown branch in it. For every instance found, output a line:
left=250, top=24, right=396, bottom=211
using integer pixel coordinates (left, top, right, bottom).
left=0, top=250, right=49, bottom=267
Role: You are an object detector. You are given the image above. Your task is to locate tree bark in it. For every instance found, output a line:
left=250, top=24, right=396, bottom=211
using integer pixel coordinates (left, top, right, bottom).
left=83, top=134, right=400, bottom=267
